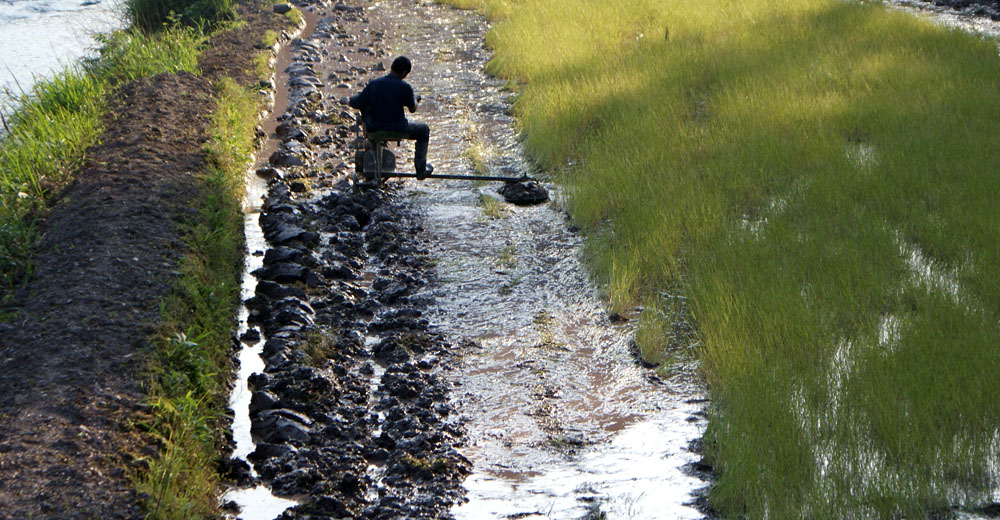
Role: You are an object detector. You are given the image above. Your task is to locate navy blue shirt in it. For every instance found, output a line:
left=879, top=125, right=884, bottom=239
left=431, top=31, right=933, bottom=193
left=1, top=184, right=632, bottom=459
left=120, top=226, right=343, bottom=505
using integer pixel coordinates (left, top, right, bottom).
left=348, top=74, right=416, bottom=132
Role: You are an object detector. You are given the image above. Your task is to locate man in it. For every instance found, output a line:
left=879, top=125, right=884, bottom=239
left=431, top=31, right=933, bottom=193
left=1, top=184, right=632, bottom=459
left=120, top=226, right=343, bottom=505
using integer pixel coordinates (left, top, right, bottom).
left=345, top=56, right=434, bottom=179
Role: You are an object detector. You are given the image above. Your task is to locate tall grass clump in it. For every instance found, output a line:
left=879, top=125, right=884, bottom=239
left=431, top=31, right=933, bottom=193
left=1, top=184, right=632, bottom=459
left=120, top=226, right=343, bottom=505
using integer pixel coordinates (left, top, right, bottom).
left=128, top=0, right=236, bottom=32
left=137, top=77, right=258, bottom=518
left=442, top=0, right=1000, bottom=517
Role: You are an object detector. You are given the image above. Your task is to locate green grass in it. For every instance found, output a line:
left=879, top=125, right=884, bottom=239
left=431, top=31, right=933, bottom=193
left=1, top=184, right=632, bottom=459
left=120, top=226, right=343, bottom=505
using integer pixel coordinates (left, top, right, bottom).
left=137, top=76, right=258, bottom=519
left=479, top=193, right=508, bottom=219
left=442, top=0, right=1000, bottom=517
left=128, top=0, right=236, bottom=32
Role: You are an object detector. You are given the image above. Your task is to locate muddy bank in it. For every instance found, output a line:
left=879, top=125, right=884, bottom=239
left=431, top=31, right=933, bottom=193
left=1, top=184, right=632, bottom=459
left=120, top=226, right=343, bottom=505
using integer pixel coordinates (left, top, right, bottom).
left=222, top=3, right=473, bottom=517
left=232, top=179, right=470, bottom=518
left=0, top=2, right=294, bottom=517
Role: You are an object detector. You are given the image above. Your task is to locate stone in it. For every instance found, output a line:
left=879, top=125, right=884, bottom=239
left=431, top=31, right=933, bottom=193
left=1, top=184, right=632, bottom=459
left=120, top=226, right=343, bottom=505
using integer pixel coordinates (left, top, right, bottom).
left=255, top=166, right=284, bottom=179
left=268, top=225, right=319, bottom=247
left=240, top=328, right=261, bottom=344
left=253, top=262, right=317, bottom=286
left=269, top=149, right=307, bottom=167
left=499, top=179, right=549, bottom=205
left=272, top=3, right=292, bottom=14
left=256, top=280, right=307, bottom=301
left=249, top=390, right=279, bottom=415
left=253, top=409, right=313, bottom=444
left=263, top=246, right=316, bottom=267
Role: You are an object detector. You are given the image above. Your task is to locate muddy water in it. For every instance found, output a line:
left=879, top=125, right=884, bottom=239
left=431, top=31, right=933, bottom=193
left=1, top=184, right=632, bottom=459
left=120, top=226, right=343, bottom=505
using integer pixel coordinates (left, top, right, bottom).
left=360, top=1, right=709, bottom=517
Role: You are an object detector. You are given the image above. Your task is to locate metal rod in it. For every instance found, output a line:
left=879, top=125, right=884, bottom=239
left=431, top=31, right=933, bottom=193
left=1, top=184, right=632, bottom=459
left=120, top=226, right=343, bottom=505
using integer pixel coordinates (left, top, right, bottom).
left=376, top=171, right=529, bottom=183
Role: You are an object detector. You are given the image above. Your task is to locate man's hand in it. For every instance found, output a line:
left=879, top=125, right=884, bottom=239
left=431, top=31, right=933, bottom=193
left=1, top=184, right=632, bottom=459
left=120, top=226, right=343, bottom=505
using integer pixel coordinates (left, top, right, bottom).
left=416, top=95, right=422, bottom=104
left=339, top=96, right=349, bottom=105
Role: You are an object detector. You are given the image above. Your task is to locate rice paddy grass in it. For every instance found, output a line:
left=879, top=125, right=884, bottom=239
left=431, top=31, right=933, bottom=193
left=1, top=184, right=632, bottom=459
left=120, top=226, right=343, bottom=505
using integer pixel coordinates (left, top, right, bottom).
left=441, top=0, right=1000, bottom=517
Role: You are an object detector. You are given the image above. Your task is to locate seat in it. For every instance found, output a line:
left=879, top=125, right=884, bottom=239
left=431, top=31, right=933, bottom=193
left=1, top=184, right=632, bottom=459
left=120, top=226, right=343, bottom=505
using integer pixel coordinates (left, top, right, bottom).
left=363, top=127, right=409, bottom=184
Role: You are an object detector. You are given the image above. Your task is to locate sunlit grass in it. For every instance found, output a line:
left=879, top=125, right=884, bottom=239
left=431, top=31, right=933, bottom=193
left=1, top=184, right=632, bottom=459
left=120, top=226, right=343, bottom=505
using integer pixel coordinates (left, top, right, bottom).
left=443, top=0, right=1000, bottom=517
left=479, top=193, right=507, bottom=219
left=137, top=76, right=258, bottom=520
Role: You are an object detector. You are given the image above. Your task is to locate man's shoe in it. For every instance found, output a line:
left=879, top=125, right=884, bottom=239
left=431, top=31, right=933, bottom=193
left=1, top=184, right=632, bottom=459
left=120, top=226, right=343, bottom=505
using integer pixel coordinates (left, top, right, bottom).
left=416, top=163, right=433, bottom=180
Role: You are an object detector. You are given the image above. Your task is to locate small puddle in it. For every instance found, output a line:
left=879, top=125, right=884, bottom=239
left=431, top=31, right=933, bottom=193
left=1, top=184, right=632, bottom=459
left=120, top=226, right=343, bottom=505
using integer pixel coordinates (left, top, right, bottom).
left=364, top=1, right=710, bottom=518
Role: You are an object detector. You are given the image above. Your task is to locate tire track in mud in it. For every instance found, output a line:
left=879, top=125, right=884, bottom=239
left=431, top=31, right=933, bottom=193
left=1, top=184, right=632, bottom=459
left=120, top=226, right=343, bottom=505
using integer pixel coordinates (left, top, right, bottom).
left=231, top=0, right=709, bottom=518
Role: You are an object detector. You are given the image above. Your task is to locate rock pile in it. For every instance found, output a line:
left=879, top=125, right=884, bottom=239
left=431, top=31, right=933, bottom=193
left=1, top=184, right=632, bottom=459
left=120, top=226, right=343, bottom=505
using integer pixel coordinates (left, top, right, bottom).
left=232, top=2, right=470, bottom=517
left=922, top=0, right=1000, bottom=19
left=243, top=180, right=469, bottom=519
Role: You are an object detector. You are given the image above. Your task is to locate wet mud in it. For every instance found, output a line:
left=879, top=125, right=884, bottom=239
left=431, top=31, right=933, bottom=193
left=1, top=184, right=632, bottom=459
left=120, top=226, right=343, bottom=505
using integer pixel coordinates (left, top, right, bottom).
left=226, top=0, right=710, bottom=518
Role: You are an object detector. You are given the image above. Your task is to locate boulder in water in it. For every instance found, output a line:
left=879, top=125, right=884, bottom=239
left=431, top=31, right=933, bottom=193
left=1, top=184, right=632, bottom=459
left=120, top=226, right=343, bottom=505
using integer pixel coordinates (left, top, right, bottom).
left=499, top=179, right=549, bottom=205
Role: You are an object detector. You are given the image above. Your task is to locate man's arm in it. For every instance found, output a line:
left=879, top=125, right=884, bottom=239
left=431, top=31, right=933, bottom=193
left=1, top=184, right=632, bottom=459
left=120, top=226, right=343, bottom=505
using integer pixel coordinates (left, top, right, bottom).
left=348, top=85, right=370, bottom=110
left=405, top=85, right=418, bottom=113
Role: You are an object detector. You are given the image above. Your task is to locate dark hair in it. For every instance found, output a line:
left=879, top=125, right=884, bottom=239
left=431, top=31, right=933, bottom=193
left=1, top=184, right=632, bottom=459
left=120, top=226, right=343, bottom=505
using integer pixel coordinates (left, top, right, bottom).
left=391, top=56, right=412, bottom=75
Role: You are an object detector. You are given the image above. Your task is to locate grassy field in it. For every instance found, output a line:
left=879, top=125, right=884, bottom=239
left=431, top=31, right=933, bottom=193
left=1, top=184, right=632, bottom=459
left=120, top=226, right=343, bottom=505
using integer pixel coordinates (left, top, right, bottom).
left=442, top=0, right=1000, bottom=517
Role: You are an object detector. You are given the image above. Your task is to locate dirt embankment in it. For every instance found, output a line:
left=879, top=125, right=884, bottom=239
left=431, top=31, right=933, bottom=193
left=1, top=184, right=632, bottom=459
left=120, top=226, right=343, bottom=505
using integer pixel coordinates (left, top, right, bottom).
left=0, top=2, right=293, bottom=517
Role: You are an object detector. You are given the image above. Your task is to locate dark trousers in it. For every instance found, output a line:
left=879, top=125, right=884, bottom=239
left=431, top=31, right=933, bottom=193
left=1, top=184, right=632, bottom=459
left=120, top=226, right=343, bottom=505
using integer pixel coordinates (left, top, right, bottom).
left=405, top=121, right=430, bottom=173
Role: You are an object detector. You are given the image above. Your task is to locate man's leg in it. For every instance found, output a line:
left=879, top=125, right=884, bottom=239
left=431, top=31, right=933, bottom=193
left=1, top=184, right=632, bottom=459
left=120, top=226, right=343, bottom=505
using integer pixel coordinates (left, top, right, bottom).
left=406, top=121, right=431, bottom=178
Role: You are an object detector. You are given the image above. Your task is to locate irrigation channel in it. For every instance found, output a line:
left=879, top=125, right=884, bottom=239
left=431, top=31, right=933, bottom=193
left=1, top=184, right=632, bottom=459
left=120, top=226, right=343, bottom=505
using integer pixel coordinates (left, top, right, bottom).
left=220, top=0, right=708, bottom=518
left=220, top=0, right=1000, bottom=519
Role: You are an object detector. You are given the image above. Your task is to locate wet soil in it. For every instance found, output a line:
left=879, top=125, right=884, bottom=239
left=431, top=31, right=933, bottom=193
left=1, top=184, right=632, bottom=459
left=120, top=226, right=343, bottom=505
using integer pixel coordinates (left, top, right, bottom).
left=0, top=2, right=295, bottom=517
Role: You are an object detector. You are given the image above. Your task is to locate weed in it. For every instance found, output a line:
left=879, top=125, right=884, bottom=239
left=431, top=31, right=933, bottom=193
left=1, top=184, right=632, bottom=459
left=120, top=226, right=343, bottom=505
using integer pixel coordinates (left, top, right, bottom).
left=463, top=138, right=490, bottom=176
left=399, top=453, right=452, bottom=474
left=496, top=243, right=517, bottom=268
left=479, top=193, right=508, bottom=219
left=135, top=44, right=263, bottom=520
left=128, top=0, right=235, bottom=33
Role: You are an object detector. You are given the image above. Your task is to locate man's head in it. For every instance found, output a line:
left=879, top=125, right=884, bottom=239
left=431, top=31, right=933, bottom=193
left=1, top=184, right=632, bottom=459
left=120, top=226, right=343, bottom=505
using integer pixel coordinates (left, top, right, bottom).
left=390, top=56, right=412, bottom=78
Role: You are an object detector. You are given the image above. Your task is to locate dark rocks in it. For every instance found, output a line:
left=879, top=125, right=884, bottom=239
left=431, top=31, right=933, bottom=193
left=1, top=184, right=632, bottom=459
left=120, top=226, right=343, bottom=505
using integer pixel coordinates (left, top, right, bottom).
left=500, top=179, right=550, bottom=205
left=235, top=5, right=470, bottom=517
left=253, top=262, right=321, bottom=288
left=270, top=149, right=309, bottom=167
left=273, top=3, right=292, bottom=14
left=253, top=409, right=313, bottom=445
left=256, top=166, right=285, bottom=179
left=924, top=0, right=1000, bottom=19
